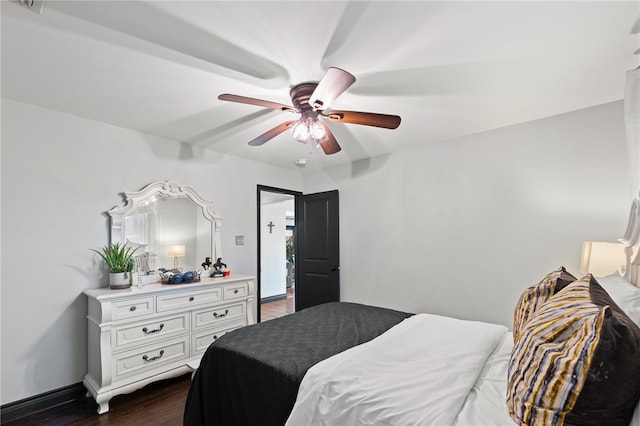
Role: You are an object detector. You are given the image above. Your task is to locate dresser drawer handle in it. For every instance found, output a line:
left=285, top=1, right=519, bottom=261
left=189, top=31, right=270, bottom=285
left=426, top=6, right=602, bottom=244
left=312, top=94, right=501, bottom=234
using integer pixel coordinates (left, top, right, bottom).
left=213, top=335, right=218, bottom=341
left=189, top=296, right=195, bottom=302
left=234, top=289, right=239, bottom=294
left=142, top=324, right=164, bottom=335
left=142, top=350, right=164, bottom=362
left=213, top=309, right=229, bottom=318
left=129, top=306, right=137, bottom=312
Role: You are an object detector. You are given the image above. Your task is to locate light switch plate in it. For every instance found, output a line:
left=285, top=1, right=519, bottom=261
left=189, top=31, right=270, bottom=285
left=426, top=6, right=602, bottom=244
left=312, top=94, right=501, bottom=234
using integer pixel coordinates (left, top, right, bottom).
left=235, top=236, right=245, bottom=246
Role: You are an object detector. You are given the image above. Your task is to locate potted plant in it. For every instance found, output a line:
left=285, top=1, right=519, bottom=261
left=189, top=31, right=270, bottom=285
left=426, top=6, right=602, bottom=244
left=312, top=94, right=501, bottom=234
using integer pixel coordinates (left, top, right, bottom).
left=91, top=242, right=140, bottom=289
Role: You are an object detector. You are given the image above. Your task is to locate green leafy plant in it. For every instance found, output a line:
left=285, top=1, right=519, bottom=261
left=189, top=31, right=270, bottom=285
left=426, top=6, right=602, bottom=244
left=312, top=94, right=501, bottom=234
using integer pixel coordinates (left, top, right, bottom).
left=286, top=235, right=295, bottom=261
left=91, top=242, right=140, bottom=273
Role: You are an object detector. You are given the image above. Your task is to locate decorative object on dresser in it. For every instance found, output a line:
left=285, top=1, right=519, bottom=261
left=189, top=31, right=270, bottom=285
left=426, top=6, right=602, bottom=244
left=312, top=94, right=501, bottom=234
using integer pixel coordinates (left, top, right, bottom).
left=84, top=180, right=256, bottom=414
left=91, top=242, right=141, bottom=289
left=209, top=257, right=227, bottom=277
left=159, top=268, right=203, bottom=284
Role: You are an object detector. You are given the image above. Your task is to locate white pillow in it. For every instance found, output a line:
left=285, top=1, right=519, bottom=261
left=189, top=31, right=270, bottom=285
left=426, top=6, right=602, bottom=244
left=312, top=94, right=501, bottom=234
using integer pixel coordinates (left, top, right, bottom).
left=597, top=272, right=640, bottom=326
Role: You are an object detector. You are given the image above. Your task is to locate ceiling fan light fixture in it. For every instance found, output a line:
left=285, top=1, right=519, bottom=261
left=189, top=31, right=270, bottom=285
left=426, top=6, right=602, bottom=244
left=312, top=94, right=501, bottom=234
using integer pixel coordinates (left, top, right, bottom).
left=291, top=117, right=327, bottom=144
left=310, top=119, right=328, bottom=143
left=291, top=119, right=310, bottom=143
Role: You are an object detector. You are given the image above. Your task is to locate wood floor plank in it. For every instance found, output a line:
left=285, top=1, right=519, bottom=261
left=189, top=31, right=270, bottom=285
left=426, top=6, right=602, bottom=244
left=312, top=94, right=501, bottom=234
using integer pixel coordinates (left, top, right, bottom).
left=3, top=374, right=191, bottom=425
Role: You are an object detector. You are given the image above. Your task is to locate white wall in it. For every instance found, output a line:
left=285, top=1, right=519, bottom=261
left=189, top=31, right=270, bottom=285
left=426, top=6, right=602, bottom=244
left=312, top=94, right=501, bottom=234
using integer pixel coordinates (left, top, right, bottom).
left=0, top=98, right=302, bottom=404
left=303, top=101, right=630, bottom=327
left=260, top=201, right=292, bottom=299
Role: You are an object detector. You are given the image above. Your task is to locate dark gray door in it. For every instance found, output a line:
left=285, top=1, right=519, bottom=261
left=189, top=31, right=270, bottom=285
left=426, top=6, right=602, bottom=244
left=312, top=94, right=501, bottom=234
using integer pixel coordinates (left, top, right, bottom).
left=295, top=190, right=340, bottom=311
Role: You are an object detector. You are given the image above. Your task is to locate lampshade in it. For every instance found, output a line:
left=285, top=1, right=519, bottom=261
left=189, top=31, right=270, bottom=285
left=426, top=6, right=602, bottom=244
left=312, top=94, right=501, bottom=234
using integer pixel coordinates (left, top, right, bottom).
left=168, top=244, right=185, bottom=257
left=579, top=241, right=626, bottom=276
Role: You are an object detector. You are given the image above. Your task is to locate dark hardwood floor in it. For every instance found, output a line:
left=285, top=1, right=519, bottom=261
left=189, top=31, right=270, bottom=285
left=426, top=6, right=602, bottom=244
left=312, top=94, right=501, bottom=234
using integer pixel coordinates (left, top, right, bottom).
left=3, top=374, right=192, bottom=425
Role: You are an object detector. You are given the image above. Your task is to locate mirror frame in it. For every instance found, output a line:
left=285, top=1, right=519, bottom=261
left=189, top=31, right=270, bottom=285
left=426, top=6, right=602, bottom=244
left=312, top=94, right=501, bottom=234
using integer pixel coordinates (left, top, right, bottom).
left=108, top=180, right=222, bottom=265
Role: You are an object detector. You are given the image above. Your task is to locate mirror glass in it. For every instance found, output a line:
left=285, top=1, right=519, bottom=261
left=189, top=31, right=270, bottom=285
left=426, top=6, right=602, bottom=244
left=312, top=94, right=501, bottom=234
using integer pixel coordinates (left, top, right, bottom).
left=109, top=181, right=221, bottom=275
left=122, top=197, right=211, bottom=272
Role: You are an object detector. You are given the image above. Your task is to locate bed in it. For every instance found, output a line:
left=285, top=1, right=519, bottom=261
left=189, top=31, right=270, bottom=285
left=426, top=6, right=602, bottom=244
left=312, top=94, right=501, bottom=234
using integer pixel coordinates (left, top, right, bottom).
left=184, top=302, right=412, bottom=425
left=184, top=196, right=640, bottom=426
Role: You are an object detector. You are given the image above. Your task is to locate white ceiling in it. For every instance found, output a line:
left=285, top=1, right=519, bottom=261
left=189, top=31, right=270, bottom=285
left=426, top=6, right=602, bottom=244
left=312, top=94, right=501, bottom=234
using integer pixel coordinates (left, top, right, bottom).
left=2, top=1, right=639, bottom=171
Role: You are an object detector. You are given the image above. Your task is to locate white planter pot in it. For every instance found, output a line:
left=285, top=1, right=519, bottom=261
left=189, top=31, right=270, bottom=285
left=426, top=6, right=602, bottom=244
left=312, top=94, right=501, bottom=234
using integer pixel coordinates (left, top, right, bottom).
left=109, top=272, right=131, bottom=289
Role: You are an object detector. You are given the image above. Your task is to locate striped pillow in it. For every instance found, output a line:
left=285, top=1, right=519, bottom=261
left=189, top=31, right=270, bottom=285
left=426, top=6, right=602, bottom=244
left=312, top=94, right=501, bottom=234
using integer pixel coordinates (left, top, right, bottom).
left=512, top=266, right=576, bottom=343
left=507, top=274, right=640, bottom=426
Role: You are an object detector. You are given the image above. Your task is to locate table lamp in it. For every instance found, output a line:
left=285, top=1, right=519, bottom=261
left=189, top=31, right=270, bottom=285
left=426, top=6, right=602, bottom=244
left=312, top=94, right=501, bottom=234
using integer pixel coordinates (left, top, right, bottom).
left=168, top=244, right=185, bottom=269
left=580, top=241, right=626, bottom=277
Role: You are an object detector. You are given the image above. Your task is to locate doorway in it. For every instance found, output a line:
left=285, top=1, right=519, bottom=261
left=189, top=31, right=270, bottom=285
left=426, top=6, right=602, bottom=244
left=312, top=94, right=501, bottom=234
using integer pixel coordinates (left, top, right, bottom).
left=258, top=186, right=300, bottom=322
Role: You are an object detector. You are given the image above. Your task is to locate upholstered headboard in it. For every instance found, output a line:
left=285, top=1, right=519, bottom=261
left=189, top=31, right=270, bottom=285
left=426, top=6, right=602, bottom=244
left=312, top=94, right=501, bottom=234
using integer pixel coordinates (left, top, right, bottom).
left=621, top=195, right=640, bottom=286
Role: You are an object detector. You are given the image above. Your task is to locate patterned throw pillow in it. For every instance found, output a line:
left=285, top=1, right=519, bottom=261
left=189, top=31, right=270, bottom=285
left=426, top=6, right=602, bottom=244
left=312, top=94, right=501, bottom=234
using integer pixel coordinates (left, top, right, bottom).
left=512, top=266, right=576, bottom=343
left=507, top=274, right=640, bottom=426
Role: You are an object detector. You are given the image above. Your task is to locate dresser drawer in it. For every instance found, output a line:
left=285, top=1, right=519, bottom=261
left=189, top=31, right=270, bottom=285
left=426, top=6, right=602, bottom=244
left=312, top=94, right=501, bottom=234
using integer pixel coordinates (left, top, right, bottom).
left=193, top=302, right=245, bottom=330
left=156, top=288, right=222, bottom=312
left=112, top=337, right=188, bottom=380
left=223, top=282, right=248, bottom=300
left=191, top=321, right=246, bottom=356
left=112, top=313, right=189, bottom=351
left=112, top=297, right=154, bottom=321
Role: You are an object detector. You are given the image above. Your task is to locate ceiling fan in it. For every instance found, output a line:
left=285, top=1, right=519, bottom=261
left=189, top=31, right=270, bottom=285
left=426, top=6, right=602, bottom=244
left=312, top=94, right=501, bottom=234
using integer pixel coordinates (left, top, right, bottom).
left=218, top=67, right=401, bottom=155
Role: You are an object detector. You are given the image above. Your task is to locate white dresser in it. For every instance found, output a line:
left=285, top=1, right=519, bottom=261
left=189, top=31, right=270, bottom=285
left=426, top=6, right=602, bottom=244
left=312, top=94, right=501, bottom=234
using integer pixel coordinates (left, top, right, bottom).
left=83, top=275, right=255, bottom=414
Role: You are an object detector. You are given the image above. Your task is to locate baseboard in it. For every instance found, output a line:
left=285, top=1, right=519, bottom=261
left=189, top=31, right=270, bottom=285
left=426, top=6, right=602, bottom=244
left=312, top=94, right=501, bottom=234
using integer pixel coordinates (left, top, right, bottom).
left=0, top=382, right=86, bottom=424
left=260, top=293, right=286, bottom=304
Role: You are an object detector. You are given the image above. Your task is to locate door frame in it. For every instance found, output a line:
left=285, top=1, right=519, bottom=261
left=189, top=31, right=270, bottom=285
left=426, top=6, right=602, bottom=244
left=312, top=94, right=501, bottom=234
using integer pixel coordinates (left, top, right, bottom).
left=256, top=185, right=302, bottom=323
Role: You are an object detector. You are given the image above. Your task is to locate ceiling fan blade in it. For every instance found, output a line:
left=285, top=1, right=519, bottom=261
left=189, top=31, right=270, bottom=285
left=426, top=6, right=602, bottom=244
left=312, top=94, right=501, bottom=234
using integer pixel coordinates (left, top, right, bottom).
left=219, top=94, right=298, bottom=113
left=309, top=67, right=356, bottom=110
left=318, top=121, right=341, bottom=155
left=248, top=120, right=296, bottom=146
left=322, top=110, right=401, bottom=129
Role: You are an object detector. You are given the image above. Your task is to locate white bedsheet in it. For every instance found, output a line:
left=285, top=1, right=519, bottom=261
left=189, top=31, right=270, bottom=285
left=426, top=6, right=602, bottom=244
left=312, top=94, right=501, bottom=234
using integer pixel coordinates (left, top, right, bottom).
left=285, top=313, right=509, bottom=426
left=453, top=331, right=515, bottom=426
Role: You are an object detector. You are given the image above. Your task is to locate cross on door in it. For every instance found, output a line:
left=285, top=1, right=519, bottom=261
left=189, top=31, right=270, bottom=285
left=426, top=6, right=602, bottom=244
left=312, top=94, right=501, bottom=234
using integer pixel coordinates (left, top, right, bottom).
left=267, top=221, right=275, bottom=234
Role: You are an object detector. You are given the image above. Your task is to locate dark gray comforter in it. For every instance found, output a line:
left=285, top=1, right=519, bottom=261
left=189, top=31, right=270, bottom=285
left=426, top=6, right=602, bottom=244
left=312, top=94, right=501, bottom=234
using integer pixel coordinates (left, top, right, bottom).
left=184, top=302, right=413, bottom=426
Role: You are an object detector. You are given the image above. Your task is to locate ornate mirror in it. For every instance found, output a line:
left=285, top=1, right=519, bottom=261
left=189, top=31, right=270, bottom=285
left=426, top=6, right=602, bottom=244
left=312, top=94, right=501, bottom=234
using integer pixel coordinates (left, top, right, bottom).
left=108, top=180, right=222, bottom=274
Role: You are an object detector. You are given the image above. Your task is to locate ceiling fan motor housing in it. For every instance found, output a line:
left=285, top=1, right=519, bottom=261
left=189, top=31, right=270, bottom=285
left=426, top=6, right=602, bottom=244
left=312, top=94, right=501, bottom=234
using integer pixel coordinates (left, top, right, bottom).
left=290, top=83, right=319, bottom=120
